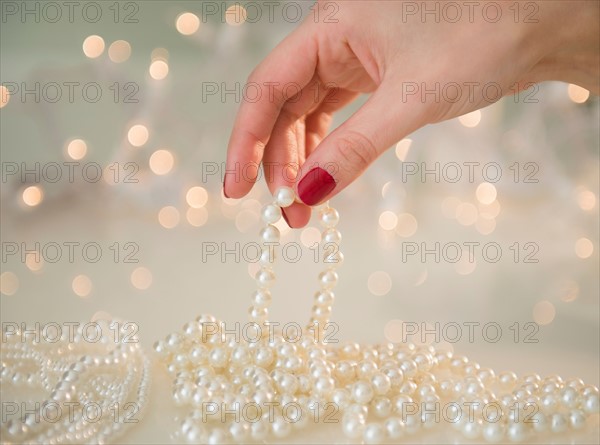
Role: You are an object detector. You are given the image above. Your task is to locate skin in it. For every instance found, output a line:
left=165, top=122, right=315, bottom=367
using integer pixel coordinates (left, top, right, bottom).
left=224, top=0, right=599, bottom=227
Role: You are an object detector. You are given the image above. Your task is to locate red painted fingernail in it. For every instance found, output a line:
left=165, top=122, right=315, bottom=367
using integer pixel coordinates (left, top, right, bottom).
left=298, top=167, right=336, bottom=206
left=223, top=173, right=230, bottom=198
left=281, top=209, right=292, bottom=228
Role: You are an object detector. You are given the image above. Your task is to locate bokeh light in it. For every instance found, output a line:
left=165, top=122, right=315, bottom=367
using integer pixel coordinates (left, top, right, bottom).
left=176, top=12, right=200, bottom=35
left=384, top=319, right=404, bottom=343
left=575, top=238, right=594, bottom=259
left=441, top=196, right=461, bottom=219
left=576, top=187, right=596, bottom=211
left=25, top=253, right=44, bottom=272
left=568, top=84, right=590, bottom=104
left=0, top=271, right=19, bottom=296
left=300, top=227, right=321, bottom=248
left=379, top=211, right=398, bottom=231
left=149, top=60, right=169, bottom=80
left=396, top=213, right=418, bottom=237
left=72, top=274, right=92, bottom=298
left=395, top=139, right=412, bottom=161
left=225, top=5, right=247, bottom=26
left=131, top=267, right=153, bottom=290
left=158, top=206, right=180, bottom=229
left=108, top=40, right=131, bottom=63
left=475, top=217, right=496, bottom=235
left=82, top=35, right=105, bottom=58
left=149, top=149, right=174, bottom=175
left=186, top=186, right=209, bottom=208
left=368, top=271, right=392, bottom=296
left=66, top=139, right=88, bottom=160
left=458, top=110, right=481, bottom=128
left=476, top=182, right=497, bottom=205
left=533, top=300, right=556, bottom=325
left=455, top=253, right=476, bottom=275
left=127, top=124, right=149, bottom=147
left=22, top=186, right=43, bottom=207
left=0, top=85, right=9, bottom=108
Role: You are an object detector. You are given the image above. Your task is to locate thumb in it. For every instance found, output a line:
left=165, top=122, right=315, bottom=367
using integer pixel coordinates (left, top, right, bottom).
left=295, top=80, right=423, bottom=206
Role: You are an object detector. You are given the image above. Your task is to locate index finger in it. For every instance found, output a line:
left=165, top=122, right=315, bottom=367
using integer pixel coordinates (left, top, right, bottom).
left=224, top=24, right=317, bottom=199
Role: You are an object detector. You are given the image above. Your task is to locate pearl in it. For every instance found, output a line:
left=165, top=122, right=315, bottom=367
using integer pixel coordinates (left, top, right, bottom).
left=384, top=417, right=404, bottom=439
left=319, top=207, right=339, bottom=228
left=251, top=290, right=272, bottom=308
left=322, top=228, right=342, bottom=244
left=318, top=270, right=338, bottom=289
left=352, top=381, right=374, bottom=404
left=550, top=413, right=567, bottom=433
left=255, top=269, right=275, bottom=288
left=363, top=423, right=384, bottom=444
left=371, top=396, right=392, bottom=418
left=261, top=204, right=282, bottom=224
left=569, top=409, right=586, bottom=430
left=584, top=394, right=599, bottom=413
left=341, top=413, right=365, bottom=439
left=260, top=224, right=280, bottom=243
left=274, top=186, right=295, bottom=207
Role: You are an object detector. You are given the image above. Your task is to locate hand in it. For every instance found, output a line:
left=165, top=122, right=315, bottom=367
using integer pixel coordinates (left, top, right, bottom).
left=224, top=0, right=599, bottom=227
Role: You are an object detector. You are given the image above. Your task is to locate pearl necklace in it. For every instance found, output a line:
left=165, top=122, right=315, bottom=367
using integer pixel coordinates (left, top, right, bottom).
left=156, top=186, right=599, bottom=444
left=1, top=320, right=150, bottom=444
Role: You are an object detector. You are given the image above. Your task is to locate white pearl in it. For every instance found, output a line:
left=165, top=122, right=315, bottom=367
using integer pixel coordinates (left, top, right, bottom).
left=550, top=413, right=567, bottom=433
left=584, top=394, right=599, bottom=413
left=255, top=269, right=275, bottom=288
left=229, top=422, right=249, bottom=442
left=371, top=373, right=391, bottom=395
left=352, top=381, right=374, bottom=404
left=322, top=228, right=342, bottom=244
left=332, top=388, right=351, bottom=410
left=363, top=423, right=384, bottom=444
left=569, top=410, right=586, bottom=430
left=259, top=248, right=276, bottom=266
left=341, top=413, right=365, bottom=439
left=209, top=347, right=229, bottom=368
left=318, top=270, right=338, bottom=289
left=274, top=187, right=295, bottom=207
left=260, top=225, right=280, bottom=243
left=271, top=417, right=292, bottom=438
left=319, top=208, right=339, bottom=228
left=371, top=396, right=392, bottom=418
left=482, top=422, right=504, bottom=443
left=261, top=204, right=282, bottom=224
left=251, top=290, right=272, bottom=308
left=384, top=417, right=404, bottom=439
left=507, top=422, right=527, bottom=442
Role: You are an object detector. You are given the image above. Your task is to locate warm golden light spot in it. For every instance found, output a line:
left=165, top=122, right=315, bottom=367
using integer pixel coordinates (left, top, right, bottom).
left=576, top=188, right=596, bottom=211
left=67, top=139, right=87, bottom=160
left=567, top=84, right=590, bottom=104
left=533, top=300, right=556, bottom=325
left=455, top=202, right=478, bottom=226
left=381, top=181, right=392, bottom=198
left=476, top=182, right=497, bottom=205
left=379, top=211, right=398, bottom=231
left=131, top=267, right=153, bottom=290
left=384, top=319, right=404, bottom=343
left=225, top=5, right=247, bottom=26
left=368, top=271, right=392, bottom=296
left=575, top=238, right=594, bottom=259
left=186, top=186, right=209, bottom=208
left=127, top=124, right=149, bottom=147
left=91, top=310, right=112, bottom=322
left=458, top=110, right=481, bottom=128
left=158, top=206, right=180, bottom=229
left=441, top=196, right=461, bottom=219
left=395, top=139, right=412, bottom=161
left=396, top=213, right=418, bottom=237
left=1, top=271, right=19, bottom=296
left=479, top=200, right=501, bottom=219
left=300, top=227, right=321, bottom=248
left=72, top=274, right=92, bottom=298
left=82, top=35, right=105, bottom=58
left=108, top=40, right=131, bottom=63
left=176, top=12, right=200, bottom=35
left=187, top=207, right=208, bottom=227
left=0, top=85, right=10, bottom=108
left=25, top=253, right=43, bottom=272
left=414, top=269, right=428, bottom=287
left=149, top=149, right=174, bottom=175
left=22, top=186, right=43, bottom=207
left=149, top=60, right=169, bottom=80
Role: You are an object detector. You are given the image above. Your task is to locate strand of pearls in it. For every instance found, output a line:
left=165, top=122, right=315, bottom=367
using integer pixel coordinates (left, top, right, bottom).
left=156, top=186, right=599, bottom=444
left=1, top=320, right=150, bottom=444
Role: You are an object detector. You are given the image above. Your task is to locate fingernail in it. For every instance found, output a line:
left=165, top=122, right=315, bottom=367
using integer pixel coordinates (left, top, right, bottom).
left=223, top=173, right=230, bottom=198
left=297, top=167, right=336, bottom=206
left=281, top=209, right=292, bottom=228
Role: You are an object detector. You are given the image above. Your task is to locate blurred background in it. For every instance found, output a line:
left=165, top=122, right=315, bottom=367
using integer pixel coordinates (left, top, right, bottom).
left=1, top=1, right=598, bottom=443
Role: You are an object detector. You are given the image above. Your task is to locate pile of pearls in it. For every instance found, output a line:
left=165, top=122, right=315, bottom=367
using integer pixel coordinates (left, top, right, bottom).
left=155, top=187, right=599, bottom=444
left=1, top=320, right=150, bottom=444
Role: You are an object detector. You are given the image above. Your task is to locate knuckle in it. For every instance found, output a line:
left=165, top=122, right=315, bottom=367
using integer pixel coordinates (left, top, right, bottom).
left=333, top=131, right=378, bottom=172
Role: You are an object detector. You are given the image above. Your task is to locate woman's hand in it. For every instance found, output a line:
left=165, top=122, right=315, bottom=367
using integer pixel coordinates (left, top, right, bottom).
left=224, top=0, right=599, bottom=227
